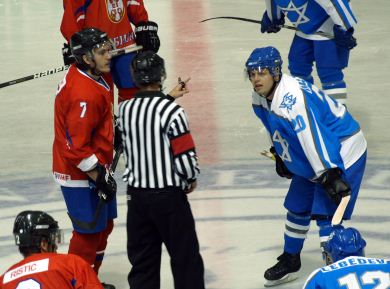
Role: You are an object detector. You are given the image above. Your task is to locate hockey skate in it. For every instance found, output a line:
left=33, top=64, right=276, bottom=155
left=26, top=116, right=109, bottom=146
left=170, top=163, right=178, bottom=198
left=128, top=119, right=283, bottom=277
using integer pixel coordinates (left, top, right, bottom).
left=101, top=282, right=115, bottom=289
left=264, top=252, right=301, bottom=287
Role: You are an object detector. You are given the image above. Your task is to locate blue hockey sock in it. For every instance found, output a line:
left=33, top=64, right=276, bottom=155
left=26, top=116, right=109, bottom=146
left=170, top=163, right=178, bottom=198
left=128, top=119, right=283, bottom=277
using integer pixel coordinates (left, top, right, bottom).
left=284, top=211, right=311, bottom=254
left=317, top=67, right=347, bottom=102
left=317, top=219, right=333, bottom=250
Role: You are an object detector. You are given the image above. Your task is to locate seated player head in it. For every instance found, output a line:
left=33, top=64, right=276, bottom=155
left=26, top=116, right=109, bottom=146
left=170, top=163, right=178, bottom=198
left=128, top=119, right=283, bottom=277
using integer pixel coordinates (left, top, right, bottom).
left=13, top=210, right=63, bottom=258
left=70, top=28, right=113, bottom=76
left=245, top=46, right=283, bottom=99
left=324, top=227, right=366, bottom=265
left=130, top=50, right=166, bottom=90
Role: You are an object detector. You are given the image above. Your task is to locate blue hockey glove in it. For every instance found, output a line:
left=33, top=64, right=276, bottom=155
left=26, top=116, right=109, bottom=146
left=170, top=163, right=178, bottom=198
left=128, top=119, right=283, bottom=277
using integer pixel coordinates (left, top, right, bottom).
left=333, top=25, right=357, bottom=50
left=260, top=11, right=285, bottom=33
left=135, top=21, right=160, bottom=53
left=95, top=163, right=117, bottom=203
left=270, top=147, right=293, bottom=179
left=318, top=168, right=351, bottom=204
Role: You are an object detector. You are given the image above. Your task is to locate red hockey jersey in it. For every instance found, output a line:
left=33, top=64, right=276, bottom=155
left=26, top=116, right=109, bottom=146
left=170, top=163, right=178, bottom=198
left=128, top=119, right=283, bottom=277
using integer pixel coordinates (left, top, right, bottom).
left=53, top=65, right=114, bottom=187
left=0, top=253, right=103, bottom=289
left=60, top=0, right=149, bottom=49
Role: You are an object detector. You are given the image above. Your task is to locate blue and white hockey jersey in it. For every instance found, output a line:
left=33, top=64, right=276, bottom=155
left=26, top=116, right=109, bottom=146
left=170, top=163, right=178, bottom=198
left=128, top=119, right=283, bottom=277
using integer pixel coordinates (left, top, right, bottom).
left=303, top=256, right=390, bottom=288
left=264, top=0, right=357, bottom=39
left=252, top=74, right=366, bottom=180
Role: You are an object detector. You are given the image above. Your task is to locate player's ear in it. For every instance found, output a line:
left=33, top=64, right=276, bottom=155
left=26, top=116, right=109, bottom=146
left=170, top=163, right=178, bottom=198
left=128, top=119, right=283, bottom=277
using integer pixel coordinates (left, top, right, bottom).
left=82, top=54, right=93, bottom=66
left=40, top=239, right=49, bottom=253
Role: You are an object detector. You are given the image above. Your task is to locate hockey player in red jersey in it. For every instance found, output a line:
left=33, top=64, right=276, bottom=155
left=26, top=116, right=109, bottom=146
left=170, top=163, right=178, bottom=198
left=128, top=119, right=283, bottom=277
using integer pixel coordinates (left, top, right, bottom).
left=60, top=0, right=160, bottom=102
left=52, top=28, right=117, bottom=289
left=0, top=210, right=104, bottom=289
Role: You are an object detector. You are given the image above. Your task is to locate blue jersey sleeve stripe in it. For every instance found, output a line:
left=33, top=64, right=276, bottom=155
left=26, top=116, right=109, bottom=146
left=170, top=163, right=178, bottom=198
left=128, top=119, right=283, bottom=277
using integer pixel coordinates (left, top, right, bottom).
left=330, top=0, right=357, bottom=28
left=301, top=92, right=333, bottom=173
left=309, top=107, right=334, bottom=170
left=75, top=0, right=92, bottom=17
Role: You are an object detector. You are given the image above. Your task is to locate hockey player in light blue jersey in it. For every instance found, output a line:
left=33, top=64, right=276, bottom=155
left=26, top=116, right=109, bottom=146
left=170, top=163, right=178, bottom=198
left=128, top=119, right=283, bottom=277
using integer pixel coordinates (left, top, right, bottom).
left=245, top=46, right=367, bottom=287
left=304, top=227, right=390, bottom=289
left=260, top=0, right=357, bottom=104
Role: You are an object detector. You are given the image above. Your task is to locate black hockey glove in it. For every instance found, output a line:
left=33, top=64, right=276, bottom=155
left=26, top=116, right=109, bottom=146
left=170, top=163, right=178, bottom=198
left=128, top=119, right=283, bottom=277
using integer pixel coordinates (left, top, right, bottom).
left=113, top=116, right=123, bottom=153
left=135, top=21, right=160, bottom=52
left=270, top=147, right=293, bottom=179
left=318, top=168, right=351, bottom=204
left=333, top=25, right=357, bottom=50
left=260, top=11, right=285, bottom=33
left=95, top=163, right=117, bottom=203
left=62, top=43, right=76, bottom=65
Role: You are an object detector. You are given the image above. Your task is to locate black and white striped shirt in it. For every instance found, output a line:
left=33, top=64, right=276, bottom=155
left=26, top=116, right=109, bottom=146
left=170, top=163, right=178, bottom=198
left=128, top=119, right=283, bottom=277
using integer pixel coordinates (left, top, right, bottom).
left=118, top=91, right=200, bottom=189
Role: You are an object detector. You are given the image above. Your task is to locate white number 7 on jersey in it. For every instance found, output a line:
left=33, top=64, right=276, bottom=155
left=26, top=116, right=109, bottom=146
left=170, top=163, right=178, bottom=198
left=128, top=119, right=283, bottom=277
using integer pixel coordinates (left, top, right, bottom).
left=80, top=102, right=87, bottom=118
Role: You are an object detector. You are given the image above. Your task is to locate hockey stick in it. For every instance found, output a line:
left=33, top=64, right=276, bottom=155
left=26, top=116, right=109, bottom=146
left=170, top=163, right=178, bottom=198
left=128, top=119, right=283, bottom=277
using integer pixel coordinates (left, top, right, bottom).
left=331, top=195, right=350, bottom=226
left=260, top=150, right=276, bottom=161
left=200, top=16, right=332, bottom=39
left=68, top=145, right=123, bottom=230
left=0, top=45, right=143, bottom=89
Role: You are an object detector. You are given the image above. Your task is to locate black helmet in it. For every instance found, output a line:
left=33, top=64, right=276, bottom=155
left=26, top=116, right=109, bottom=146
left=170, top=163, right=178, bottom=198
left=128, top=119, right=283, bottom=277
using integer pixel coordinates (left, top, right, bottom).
left=70, top=27, right=110, bottom=66
left=131, top=50, right=166, bottom=87
left=13, top=210, right=61, bottom=249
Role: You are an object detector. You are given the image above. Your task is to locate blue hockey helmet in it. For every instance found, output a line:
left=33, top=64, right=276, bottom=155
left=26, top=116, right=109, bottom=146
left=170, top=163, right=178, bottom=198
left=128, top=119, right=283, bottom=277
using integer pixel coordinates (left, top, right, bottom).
left=245, top=46, right=283, bottom=77
left=324, top=227, right=366, bottom=264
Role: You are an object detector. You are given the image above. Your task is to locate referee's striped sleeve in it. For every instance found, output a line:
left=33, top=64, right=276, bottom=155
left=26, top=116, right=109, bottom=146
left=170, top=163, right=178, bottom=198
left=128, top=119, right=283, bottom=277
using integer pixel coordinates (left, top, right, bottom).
left=168, top=109, right=200, bottom=182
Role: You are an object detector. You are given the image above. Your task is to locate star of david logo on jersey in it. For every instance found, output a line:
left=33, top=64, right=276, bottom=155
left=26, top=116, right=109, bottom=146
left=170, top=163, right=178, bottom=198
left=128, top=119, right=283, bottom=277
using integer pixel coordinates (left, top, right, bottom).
left=280, top=93, right=296, bottom=111
left=282, top=1, right=309, bottom=27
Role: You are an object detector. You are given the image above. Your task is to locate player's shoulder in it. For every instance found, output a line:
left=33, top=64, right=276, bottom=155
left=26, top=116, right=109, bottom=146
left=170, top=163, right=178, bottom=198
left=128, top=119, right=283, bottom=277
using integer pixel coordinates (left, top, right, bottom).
left=54, top=252, right=87, bottom=262
left=252, top=91, right=268, bottom=108
left=156, top=93, right=182, bottom=111
left=0, top=260, right=23, bottom=279
left=67, top=66, right=107, bottom=91
left=279, top=74, right=307, bottom=97
left=46, top=253, right=90, bottom=268
left=303, top=267, right=322, bottom=289
left=0, top=254, right=54, bottom=283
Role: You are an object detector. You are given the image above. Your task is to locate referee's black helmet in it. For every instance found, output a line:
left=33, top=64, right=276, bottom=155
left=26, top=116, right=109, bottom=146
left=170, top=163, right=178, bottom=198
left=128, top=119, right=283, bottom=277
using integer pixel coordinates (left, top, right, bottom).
left=131, top=50, right=166, bottom=87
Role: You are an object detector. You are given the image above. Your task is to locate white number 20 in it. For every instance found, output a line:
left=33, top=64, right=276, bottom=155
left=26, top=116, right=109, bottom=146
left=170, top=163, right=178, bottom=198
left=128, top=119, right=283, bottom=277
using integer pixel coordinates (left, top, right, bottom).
left=80, top=102, right=87, bottom=118
left=338, top=271, right=390, bottom=289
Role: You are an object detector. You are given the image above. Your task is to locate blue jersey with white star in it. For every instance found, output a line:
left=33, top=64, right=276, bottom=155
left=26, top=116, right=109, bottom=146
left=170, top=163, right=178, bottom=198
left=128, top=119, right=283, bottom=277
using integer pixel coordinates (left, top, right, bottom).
left=265, top=0, right=357, bottom=34
left=303, top=257, right=390, bottom=289
left=252, top=74, right=366, bottom=179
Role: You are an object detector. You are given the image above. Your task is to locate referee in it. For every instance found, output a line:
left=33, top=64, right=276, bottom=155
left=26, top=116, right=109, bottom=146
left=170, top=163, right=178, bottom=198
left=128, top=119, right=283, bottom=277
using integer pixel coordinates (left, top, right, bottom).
left=118, top=51, right=205, bottom=289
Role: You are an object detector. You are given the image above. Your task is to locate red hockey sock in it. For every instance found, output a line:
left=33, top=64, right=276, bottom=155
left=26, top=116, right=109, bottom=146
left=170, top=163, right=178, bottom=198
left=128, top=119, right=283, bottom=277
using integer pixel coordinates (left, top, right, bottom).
left=93, top=220, right=114, bottom=274
left=68, top=230, right=101, bottom=266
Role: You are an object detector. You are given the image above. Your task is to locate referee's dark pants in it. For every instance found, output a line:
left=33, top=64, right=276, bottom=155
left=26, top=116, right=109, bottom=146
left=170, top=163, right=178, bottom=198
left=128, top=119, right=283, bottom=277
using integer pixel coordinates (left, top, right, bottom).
left=127, top=186, right=205, bottom=289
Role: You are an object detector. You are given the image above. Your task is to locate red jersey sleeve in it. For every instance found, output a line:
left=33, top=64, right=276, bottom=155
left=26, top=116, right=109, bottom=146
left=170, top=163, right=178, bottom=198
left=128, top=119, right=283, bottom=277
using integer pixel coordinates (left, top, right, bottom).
left=127, top=0, right=149, bottom=25
left=60, top=0, right=85, bottom=41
